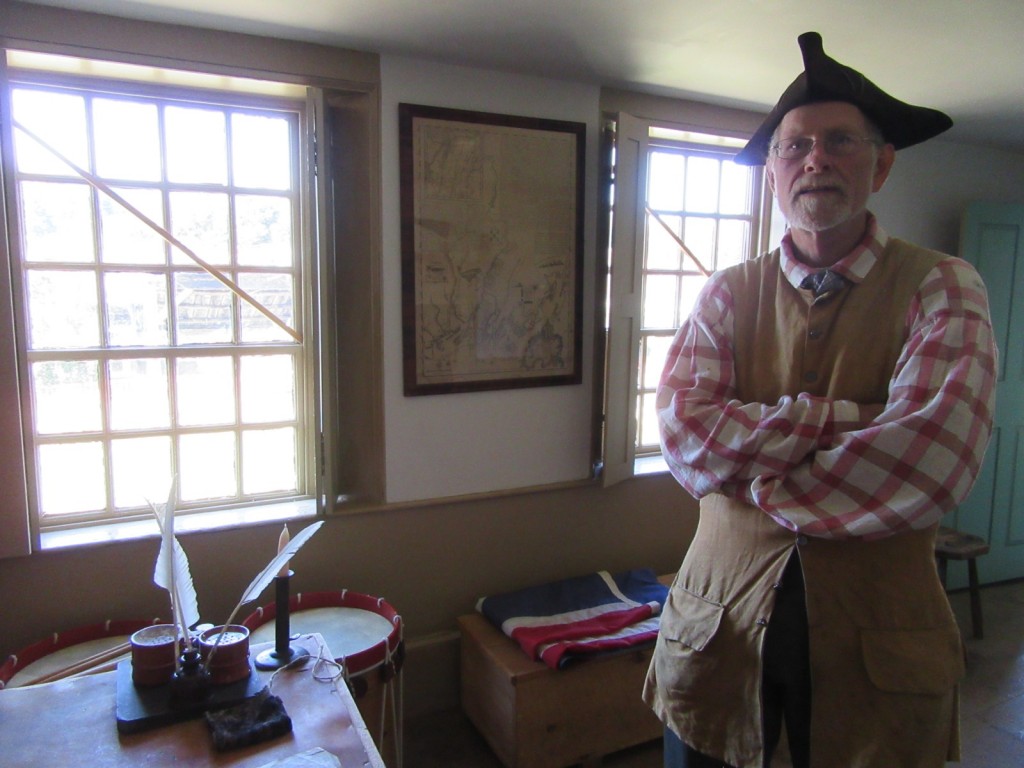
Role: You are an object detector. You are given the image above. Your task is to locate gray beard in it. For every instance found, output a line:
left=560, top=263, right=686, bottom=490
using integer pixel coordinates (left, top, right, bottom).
left=785, top=192, right=854, bottom=232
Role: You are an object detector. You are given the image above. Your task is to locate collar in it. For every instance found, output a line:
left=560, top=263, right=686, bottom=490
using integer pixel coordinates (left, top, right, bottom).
left=780, top=213, right=889, bottom=292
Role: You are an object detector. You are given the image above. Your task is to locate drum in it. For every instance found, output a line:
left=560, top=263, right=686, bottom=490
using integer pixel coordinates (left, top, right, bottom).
left=0, top=618, right=164, bottom=689
left=243, top=590, right=404, bottom=767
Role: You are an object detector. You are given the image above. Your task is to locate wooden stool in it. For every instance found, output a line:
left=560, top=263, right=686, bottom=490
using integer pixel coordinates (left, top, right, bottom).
left=935, top=526, right=990, bottom=639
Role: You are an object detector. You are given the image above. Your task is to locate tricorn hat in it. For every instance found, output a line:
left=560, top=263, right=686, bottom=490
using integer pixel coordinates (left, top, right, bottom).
left=734, top=32, right=952, bottom=165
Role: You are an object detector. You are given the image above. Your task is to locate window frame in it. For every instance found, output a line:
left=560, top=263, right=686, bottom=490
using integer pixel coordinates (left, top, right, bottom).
left=599, top=104, right=773, bottom=485
left=0, top=4, right=384, bottom=557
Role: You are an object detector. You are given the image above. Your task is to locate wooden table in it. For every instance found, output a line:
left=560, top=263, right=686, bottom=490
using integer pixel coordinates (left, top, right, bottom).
left=0, top=633, right=385, bottom=768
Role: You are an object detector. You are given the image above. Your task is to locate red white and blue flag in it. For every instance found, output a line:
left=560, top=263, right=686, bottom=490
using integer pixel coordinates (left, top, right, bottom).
left=477, top=569, right=668, bottom=669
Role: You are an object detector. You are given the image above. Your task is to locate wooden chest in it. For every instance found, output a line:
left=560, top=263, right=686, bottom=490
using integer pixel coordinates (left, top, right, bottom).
left=458, top=612, right=661, bottom=768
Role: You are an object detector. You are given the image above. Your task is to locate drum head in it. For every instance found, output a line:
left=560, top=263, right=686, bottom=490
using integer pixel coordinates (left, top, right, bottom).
left=7, top=636, right=131, bottom=687
left=249, top=606, right=394, bottom=667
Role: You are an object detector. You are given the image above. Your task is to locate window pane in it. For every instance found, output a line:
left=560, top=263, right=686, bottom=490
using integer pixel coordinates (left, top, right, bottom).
left=105, top=272, right=169, bottom=346
left=683, top=217, right=715, bottom=272
left=642, top=335, right=673, bottom=390
left=236, top=195, right=293, bottom=267
left=12, top=89, right=88, bottom=175
left=93, top=98, right=161, bottom=181
left=718, top=220, right=750, bottom=269
left=648, top=151, right=685, bottom=211
left=20, top=181, right=95, bottom=263
left=242, top=427, right=296, bottom=494
left=232, top=114, right=292, bottom=190
left=176, top=356, right=235, bottom=426
left=165, top=106, right=227, bottom=185
left=684, top=157, right=721, bottom=214
left=720, top=162, right=751, bottom=215
left=179, top=432, right=237, bottom=501
left=32, top=361, right=102, bottom=434
left=111, top=436, right=172, bottom=508
left=240, top=355, right=295, bottom=423
left=38, top=442, right=106, bottom=514
left=100, top=188, right=166, bottom=265
left=637, top=391, right=660, bottom=449
left=174, top=272, right=233, bottom=344
left=109, top=358, right=170, bottom=430
left=679, top=275, right=705, bottom=321
left=238, top=273, right=295, bottom=342
left=169, top=191, right=231, bottom=266
left=27, top=270, right=99, bottom=349
left=642, top=274, right=678, bottom=330
left=646, top=213, right=682, bottom=270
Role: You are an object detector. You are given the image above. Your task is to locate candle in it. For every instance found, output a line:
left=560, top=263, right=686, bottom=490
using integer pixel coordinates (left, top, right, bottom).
left=277, top=524, right=290, bottom=577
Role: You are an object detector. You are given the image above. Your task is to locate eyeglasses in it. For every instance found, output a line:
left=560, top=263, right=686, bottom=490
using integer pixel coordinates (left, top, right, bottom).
left=770, top=132, right=882, bottom=160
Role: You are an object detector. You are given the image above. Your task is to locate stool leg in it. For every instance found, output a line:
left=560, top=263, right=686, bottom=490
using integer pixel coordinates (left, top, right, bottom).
left=967, top=558, right=983, bottom=639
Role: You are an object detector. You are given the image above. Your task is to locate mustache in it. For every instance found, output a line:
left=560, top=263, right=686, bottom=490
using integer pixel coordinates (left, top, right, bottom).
left=792, top=177, right=846, bottom=196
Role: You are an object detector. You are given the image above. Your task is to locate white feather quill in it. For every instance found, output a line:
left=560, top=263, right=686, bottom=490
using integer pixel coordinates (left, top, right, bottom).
left=205, top=520, right=324, bottom=665
left=150, top=481, right=200, bottom=651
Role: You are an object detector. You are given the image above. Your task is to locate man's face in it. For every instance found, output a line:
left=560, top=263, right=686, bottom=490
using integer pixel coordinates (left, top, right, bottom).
left=766, top=101, right=895, bottom=234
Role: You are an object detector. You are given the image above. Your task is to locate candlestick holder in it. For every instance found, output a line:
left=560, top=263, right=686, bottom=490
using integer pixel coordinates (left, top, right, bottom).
left=254, top=570, right=309, bottom=670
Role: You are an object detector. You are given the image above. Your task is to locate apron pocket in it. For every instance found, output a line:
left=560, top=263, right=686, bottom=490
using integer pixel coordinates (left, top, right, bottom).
left=662, top=587, right=725, bottom=651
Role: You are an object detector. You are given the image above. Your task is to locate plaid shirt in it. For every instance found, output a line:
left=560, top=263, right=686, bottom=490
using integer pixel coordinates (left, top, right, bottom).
left=657, top=216, right=998, bottom=539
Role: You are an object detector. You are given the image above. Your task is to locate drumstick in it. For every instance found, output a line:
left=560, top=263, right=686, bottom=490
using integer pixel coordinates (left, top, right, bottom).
left=22, top=641, right=132, bottom=686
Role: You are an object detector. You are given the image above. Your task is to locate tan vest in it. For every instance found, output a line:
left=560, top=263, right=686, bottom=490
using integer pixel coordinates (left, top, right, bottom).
left=645, top=240, right=965, bottom=768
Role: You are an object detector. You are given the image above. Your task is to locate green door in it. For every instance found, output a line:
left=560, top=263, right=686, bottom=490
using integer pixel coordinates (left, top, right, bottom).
left=949, top=202, right=1024, bottom=585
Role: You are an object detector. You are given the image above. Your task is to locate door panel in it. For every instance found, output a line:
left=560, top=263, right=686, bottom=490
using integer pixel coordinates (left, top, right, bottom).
left=951, top=202, right=1024, bottom=585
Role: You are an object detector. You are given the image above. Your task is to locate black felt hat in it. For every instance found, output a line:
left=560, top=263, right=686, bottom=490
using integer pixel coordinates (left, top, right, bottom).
left=734, top=32, right=952, bottom=165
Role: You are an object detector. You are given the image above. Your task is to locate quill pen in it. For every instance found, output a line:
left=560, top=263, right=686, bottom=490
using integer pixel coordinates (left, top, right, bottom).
left=205, top=520, right=324, bottom=666
left=150, top=480, right=201, bottom=660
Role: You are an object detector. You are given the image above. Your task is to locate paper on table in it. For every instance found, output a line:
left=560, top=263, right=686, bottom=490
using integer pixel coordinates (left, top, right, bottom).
left=256, top=747, right=341, bottom=767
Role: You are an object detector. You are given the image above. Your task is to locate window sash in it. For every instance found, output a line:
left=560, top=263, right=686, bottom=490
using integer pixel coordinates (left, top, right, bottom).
left=634, top=138, right=763, bottom=457
left=5, top=69, right=315, bottom=531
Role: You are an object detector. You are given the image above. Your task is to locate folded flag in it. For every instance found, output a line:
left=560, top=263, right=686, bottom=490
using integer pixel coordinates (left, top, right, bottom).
left=476, top=568, right=668, bottom=669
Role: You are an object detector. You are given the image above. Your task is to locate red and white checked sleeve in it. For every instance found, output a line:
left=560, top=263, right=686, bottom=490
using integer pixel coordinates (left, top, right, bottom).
left=658, top=257, right=997, bottom=540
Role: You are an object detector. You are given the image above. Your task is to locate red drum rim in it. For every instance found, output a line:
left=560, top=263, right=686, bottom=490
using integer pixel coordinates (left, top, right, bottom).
left=242, top=590, right=402, bottom=675
left=0, top=618, right=165, bottom=689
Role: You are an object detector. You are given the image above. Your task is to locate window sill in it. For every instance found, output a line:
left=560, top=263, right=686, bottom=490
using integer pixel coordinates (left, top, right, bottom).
left=39, top=498, right=318, bottom=552
left=634, top=454, right=669, bottom=476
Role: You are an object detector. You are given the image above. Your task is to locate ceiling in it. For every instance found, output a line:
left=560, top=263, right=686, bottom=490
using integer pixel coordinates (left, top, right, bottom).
left=14, top=0, right=1024, bottom=152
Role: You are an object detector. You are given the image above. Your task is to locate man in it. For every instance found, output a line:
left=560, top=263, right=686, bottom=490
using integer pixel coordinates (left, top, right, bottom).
left=643, top=32, right=997, bottom=768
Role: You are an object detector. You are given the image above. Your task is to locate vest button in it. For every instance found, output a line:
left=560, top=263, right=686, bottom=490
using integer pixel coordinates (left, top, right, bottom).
left=808, top=329, right=823, bottom=340
left=796, top=535, right=809, bottom=546
left=803, top=371, right=818, bottom=383
left=756, top=617, right=769, bottom=627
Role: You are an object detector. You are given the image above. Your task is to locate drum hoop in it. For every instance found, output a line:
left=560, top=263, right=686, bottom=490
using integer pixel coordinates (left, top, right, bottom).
left=241, top=590, right=402, bottom=676
left=0, top=618, right=164, bottom=688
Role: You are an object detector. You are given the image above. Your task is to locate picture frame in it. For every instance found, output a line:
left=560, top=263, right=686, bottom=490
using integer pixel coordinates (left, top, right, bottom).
left=399, top=103, right=585, bottom=396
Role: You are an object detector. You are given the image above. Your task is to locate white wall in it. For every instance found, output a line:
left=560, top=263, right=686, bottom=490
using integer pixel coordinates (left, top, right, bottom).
left=379, top=57, right=602, bottom=503
left=873, top=138, right=1024, bottom=254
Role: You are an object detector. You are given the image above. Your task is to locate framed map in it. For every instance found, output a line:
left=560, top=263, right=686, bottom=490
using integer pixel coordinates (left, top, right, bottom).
left=399, top=104, right=585, bottom=396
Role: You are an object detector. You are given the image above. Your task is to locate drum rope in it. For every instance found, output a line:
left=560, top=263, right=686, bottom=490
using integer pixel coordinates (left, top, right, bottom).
left=380, top=640, right=403, bottom=768
left=264, top=634, right=344, bottom=695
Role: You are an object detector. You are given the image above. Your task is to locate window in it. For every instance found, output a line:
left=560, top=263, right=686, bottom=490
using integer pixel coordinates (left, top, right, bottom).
left=4, top=55, right=316, bottom=536
left=601, top=112, right=776, bottom=484
left=0, top=10, right=383, bottom=559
